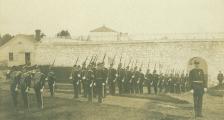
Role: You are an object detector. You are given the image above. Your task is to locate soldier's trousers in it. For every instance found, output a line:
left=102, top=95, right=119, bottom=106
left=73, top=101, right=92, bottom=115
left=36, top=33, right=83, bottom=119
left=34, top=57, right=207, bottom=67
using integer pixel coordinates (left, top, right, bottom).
left=10, top=89, right=18, bottom=107
left=153, top=84, right=158, bottom=94
left=83, top=82, right=88, bottom=98
left=147, top=84, right=151, bottom=94
left=73, top=82, right=79, bottom=98
left=109, top=82, right=116, bottom=95
left=96, top=83, right=103, bottom=103
left=193, top=91, right=203, bottom=116
left=87, top=86, right=93, bottom=102
left=48, top=83, right=54, bottom=96
left=139, top=84, right=143, bottom=94
left=34, top=88, right=43, bottom=108
left=118, top=82, right=123, bottom=95
left=21, top=89, right=29, bottom=109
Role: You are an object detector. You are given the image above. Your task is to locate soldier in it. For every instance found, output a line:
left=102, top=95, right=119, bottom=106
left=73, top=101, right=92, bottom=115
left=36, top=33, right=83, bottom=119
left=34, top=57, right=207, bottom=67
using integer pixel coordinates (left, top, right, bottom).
left=164, top=74, right=169, bottom=93
left=145, top=69, right=153, bottom=94
left=158, top=73, right=164, bottom=93
left=152, top=70, right=159, bottom=95
left=124, top=66, right=132, bottom=94
left=116, top=63, right=124, bottom=95
left=33, top=66, right=46, bottom=109
left=95, top=62, right=106, bottom=103
left=20, top=66, right=32, bottom=110
left=217, top=71, right=224, bottom=86
left=189, top=61, right=207, bottom=118
left=86, top=65, right=95, bottom=102
left=9, top=66, right=20, bottom=109
left=128, top=68, right=135, bottom=94
left=180, top=72, right=186, bottom=92
left=70, top=65, right=81, bottom=98
left=108, top=64, right=117, bottom=95
left=46, top=67, right=56, bottom=97
left=81, top=64, right=88, bottom=98
left=138, top=69, right=144, bottom=94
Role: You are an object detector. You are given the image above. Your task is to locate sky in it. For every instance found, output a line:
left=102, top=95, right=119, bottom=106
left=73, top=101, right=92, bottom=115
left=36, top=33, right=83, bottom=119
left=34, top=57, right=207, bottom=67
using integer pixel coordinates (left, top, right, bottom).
left=0, top=0, right=224, bottom=36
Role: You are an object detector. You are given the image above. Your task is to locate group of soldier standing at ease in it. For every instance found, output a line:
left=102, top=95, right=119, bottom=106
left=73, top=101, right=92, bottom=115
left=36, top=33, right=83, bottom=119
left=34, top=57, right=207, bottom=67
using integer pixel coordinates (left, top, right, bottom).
left=7, top=65, right=56, bottom=111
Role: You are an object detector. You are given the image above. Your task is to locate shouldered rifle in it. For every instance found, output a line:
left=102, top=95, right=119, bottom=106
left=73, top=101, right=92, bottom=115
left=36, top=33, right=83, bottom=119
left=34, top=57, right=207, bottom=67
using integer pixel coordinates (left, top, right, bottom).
left=127, top=59, right=132, bottom=67
left=154, top=64, right=156, bottom=70
left=111, top=55, right=116, bottom=66
left=102, top=53, right=106, bottom=63
left=89, top=56, right=94, bottom=65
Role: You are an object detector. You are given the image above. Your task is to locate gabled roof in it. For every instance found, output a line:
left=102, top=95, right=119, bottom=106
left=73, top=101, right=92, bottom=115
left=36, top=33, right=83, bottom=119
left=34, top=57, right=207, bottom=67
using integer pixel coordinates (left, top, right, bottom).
left=90, top=25, right=117, bottom=32
left=0, top=34, right=36, bottom=48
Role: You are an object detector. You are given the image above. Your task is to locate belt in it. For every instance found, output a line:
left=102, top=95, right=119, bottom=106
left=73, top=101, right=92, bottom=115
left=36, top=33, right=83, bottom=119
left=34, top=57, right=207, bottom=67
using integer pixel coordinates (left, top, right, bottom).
left=193, top=81, right=203, bottom=83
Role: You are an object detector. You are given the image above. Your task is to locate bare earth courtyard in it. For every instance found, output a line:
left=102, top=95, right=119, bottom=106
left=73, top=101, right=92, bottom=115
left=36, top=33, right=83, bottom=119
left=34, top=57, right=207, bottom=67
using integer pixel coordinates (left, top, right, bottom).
left=0, top=72, right=224, bottom=120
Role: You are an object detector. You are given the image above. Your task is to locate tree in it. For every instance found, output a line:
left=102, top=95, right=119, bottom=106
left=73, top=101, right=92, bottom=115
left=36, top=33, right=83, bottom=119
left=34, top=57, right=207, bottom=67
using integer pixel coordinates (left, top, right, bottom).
left=0, top=34, right=14, bottom=46
left=57, top=30, right=71, bottom=38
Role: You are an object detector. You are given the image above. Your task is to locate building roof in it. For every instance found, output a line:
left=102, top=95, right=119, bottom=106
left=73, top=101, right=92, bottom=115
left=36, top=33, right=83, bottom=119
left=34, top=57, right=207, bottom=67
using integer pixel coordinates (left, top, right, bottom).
left=90, top=25, right=117, bottom=32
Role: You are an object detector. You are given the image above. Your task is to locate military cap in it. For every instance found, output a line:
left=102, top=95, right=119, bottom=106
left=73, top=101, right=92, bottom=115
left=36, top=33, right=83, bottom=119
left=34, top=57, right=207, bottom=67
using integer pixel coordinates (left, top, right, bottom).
left=194, top=61, right=199, bottom=65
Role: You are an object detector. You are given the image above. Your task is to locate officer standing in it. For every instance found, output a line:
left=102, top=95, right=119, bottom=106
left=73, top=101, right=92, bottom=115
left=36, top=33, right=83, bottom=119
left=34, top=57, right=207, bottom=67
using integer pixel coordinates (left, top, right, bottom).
left=33, top=66, right=46, bottom=109
left=217, top=71, right=224, bottom=86
left=189, top=61, right=207, bottom=118
left=46, top=67, right=56, bottom=97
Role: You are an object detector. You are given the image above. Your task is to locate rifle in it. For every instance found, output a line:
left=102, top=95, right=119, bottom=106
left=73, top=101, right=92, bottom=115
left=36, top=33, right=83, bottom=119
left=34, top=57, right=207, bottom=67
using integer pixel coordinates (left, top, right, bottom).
left=111, top=55, right=116, bottom=66
left=89, top=56, right=94, bottom=65
left=102, top=53, right=106, bottom=63
left=82, top=56, right=88, bottom=67
left=154, top=64, right=156, bottom=70
left=127, top=59, right=132, bottom=67
left=93, top=55, right=98, bottom=63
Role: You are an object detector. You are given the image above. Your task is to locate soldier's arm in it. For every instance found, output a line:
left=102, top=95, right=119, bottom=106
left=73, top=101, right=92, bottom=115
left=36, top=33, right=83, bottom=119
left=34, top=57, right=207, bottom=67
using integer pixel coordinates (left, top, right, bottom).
left=201, top=70, right=207, bottom=88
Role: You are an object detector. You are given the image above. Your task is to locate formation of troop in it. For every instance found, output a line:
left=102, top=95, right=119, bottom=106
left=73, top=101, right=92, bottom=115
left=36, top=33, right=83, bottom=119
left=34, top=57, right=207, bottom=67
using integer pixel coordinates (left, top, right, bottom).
left=69, top=55, right=192, bottom=103
left=7, top=65, right=56, bottom=111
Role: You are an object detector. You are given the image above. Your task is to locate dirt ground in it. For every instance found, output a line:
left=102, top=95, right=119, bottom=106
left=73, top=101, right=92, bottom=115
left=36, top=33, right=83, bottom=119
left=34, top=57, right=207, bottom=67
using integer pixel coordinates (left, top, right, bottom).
left=0, top=71, right=224, bottom=120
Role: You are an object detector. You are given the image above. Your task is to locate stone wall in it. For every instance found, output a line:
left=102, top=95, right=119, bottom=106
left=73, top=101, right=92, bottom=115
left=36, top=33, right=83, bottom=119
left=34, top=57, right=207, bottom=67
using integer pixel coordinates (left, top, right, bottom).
left=34, top=40, right=224, bottom=86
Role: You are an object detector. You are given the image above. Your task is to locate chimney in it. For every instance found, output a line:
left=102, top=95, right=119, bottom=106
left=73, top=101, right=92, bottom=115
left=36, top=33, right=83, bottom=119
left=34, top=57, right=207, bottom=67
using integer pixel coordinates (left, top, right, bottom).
left=35, top=29, right=41, bottom=41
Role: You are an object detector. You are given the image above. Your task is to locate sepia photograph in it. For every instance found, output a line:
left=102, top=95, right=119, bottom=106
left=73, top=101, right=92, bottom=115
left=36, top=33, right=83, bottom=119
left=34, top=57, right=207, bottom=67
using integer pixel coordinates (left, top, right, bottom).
left=0, top=0, right=224, bottom=120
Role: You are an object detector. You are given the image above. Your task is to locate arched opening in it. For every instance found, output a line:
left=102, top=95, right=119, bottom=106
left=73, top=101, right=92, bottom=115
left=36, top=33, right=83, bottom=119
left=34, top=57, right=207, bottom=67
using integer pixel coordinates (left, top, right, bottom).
left=187, top=57, right=208, bottom=81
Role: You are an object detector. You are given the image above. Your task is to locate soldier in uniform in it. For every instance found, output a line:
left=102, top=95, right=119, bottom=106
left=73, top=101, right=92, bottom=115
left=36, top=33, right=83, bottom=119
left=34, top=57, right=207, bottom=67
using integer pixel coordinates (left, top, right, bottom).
left=138, top=68, right=144, bottom=94
left=86, top=65, right=95, bottom=102
left=125, top=66, right=132, bottom=94
left=116, top=63, right=124, bottom=95
left=128, top=68, right=135, bottom=94
left=164, top=74, right=169, bottom=93
left=81, top=64, right=88, bottom=98
left=217, top=71, right=224, bottom=86
left=70, top=65, right=81, bottom=98
left=145, top=69, right=152, bottom=94
left=189, top=61, right=207, bottom=118
left=108, top=64, right=117, bottom=95
left=9, top=66, right=20, bottom=109
left=20, top=66, right=32, bottom=110
left=95, top=62, right=106, bottom=103
left=46, top=67, right=56, bottom=97
left=33, top=66, right=46, bottom=109
left=152, top=70, right=159, bottom=94
left=158, top=73, right=164, bottom=93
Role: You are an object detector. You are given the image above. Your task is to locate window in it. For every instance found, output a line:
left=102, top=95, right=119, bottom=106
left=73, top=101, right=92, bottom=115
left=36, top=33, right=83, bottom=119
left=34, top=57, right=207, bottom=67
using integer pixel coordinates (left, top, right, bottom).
left=9, top=52, right=13, bottom=61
